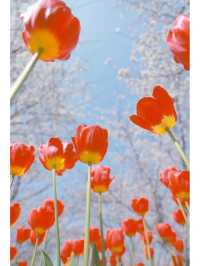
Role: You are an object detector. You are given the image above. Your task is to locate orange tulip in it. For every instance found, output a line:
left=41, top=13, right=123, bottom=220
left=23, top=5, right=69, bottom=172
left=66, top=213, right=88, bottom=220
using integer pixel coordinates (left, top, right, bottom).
left=129, top=86, right=177, bottom=135
left=136, top=219, right=144, bottom=234
left=72, top=124, right=108, bottom=165
left=10, top=246, right=17, bottom=261
left=135, top=263, right=145, bottom=266
left=10, top=143, right=35, bottom=177
left=121, top=218, right=138, bottom=237
left=43, top=198, right=64, bottom=217
left=10, top=202, right=21, bottom=226
left=167, top=15, right=190, bottom=70
left=106, top=228, right=125, bottom=255
left=29, top=230, right=46, bottom=246
left=131, top=197, right=149, bottom=216
left=21, top=0, right=80, bottom=61
left=28, top=206, right=54, bottom=234
left=91, top=165, right=113, bottom=193
left=172, top=209, right=186, bottom=225
left=16, top=227, right=31, bottom=244
left=18, top=260, right=28, bottom=266
left=39, top=137, right=77, bottom=174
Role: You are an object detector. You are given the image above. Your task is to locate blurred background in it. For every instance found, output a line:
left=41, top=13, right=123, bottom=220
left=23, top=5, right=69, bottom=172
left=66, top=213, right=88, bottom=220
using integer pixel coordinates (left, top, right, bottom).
left=11, top=0, right=189, bottom=265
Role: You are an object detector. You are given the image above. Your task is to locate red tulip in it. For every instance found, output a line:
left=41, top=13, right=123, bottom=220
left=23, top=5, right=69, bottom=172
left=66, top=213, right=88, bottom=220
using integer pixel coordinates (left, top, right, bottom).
left=91, top=165, right=113, bottom=193
left=29, top=230, right=46, bottom=245
left=28, top=206, right=54, bottom=234
left=106, top=228, right=125, bottom=255
left=129, top=86, right=177, bottom=135
left=121, top=218, right=138, bottom=237
left=168, top=170, right=190, bottom=205
left=156, top=223, right=176, bottom=244
left=172, top=209, right=186, bottom=225
left=160, top=166, right=179, bottom=188
left=109, top=253, right=117, bottom=266
left=173, top=239, right=184, bottom=253
left=73, top=239, right=84, bottom=256
left=89, top=227, right=101, bottom=244
left=10, top=202, right=21, bottom=226
left=10, top=246, right=17, bottom=261
left=135, top=263, right=145, bottom=266
left=167, top=15, right=190, bottom=70
left=60, top=240, right=74, bottom=263
left=10, top=143, right=35, bottom=177
left=18, top=260, right=28, bottom=266
left=72, top=124, right=108, bottom=165
left=21, top=0, right=80, bottom=61
left=16, top=227, right=31, bottom=244
left=131, top=197, right=149, bottom=216
left=39, top=137, right=77, bottom=173
left=43, top=198, right=64, bottom=217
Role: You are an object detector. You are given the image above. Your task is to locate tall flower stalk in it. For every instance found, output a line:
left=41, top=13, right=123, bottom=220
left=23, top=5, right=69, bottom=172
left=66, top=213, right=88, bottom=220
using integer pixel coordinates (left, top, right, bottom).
left=83, top=164, right=92, bottom=266
left=167, top=129, right=189, bottom=169
left=30, top=238, right=38, bottom=266
left=99, top=193, right=106, bottom=266
left=52, top=169, right=61, bottom=266
left=143, top=218, right=154, bottom=266
left=10, top=50, right=42, bottom=101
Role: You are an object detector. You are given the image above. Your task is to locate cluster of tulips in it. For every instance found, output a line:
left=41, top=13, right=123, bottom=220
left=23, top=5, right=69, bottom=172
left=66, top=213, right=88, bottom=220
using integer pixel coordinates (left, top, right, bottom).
left=10, top=0, right=190, bottom=265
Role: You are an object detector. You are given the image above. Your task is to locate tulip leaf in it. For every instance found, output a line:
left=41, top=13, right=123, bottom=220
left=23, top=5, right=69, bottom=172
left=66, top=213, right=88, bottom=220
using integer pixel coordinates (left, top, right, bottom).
left=40, top=250, right=54, bottom=266
left=90, top=244, right=101, bottom=266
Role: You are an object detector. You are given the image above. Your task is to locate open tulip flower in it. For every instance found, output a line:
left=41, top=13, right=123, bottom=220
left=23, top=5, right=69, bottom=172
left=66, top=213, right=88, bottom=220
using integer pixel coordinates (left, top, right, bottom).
left=21, top=0, right=80, bottom=61
left=91, top=165, right=113, bottom=193
left=43, top=198, right=64, bottom=217
left=10, top=143, right=35, bottom=177
left=28, top=206, right=54, bottom=235
left=129, top=86, right=177, bottom=135
left=131, top=197, right=149, bottom=217
left=39, top=137, right=77, bottom=173
left=167, top=15, right=190, bottom=71
left=10, top=202, right=21, bottom=226
left=16, top=227, right=31, bottom=244
left=72, top=124, right=108, bottom=165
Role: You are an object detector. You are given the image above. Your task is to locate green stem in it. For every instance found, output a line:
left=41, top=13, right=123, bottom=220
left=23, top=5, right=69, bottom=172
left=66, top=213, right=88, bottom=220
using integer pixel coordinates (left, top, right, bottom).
left=10, top=49, right=42, bottom=101
left=167, top=129, right=189, bottom=169
left=52, top=169, right=61, bottom=266
left=84, top=164, right=92, bottom=266
left=99, top=193, right=106, bottom=266
left=30, top=238, right=38, bottom=266
left=143, top=218, right=154, bottom=266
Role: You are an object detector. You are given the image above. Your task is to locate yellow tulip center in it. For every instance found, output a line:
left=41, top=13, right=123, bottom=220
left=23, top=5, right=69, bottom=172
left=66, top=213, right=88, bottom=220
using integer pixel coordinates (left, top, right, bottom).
left=28, top=29, right=59, bottom=60
left=152, top=115, right=176, bottom=135
left=79, top=151, right=102, bottom=165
